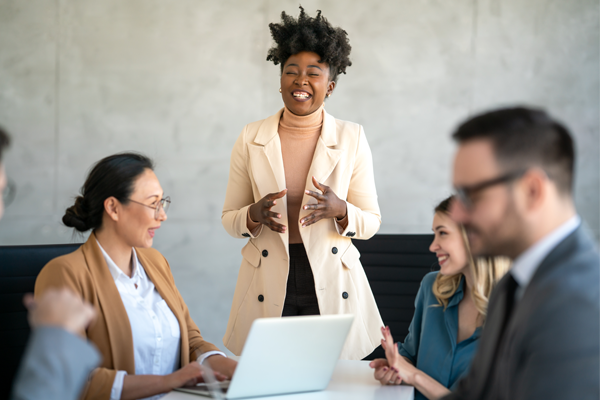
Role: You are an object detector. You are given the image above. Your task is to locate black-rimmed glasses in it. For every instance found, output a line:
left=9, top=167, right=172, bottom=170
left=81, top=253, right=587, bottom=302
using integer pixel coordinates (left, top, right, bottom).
left=128, top=196, right=171, bottom=219
left=2, top=178, right=16, bottom=208
left=454, top=169, right=526, bottom=210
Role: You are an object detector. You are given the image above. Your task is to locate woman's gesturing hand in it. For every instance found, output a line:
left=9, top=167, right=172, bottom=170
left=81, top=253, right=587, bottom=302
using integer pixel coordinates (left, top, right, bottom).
left=249, top=189, right=288, bottom=233
left=379, top=326, right=419, bottom=386
left=301, top=176, right=347, bottom=227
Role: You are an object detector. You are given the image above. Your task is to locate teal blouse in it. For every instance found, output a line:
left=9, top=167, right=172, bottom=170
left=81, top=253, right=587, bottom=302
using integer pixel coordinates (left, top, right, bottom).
left=398, top=272, right=481, bottom=400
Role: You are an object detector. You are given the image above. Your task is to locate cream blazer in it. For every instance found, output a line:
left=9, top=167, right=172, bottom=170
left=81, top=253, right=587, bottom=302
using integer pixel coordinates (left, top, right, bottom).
left=222, top=108, right=384, bottom=360
left=35, top=233, right=220, bottom=400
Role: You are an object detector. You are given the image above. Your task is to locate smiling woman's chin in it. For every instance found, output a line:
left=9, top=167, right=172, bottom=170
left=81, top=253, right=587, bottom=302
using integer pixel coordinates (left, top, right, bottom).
left=439, top=265, right=458, bottom=277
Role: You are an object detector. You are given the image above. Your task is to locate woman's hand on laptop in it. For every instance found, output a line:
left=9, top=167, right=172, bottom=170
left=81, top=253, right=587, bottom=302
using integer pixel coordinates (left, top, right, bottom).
left=165, top=361, right=229, bottom=389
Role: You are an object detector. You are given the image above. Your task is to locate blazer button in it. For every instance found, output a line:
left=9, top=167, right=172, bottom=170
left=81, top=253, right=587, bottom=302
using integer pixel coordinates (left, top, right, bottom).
left=258, top=295, right=264, bottom=302
left=262, top=250, right=268, bottom=257
left=332, top=247, right=338, bottom=254
left=342, top=292, right=349, bottom=299
left=242, top=233, right=250, bottom=237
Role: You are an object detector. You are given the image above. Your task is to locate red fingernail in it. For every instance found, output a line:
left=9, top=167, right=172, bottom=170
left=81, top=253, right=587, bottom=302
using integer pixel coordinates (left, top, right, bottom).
left=383, top=367, right=388, bottom=371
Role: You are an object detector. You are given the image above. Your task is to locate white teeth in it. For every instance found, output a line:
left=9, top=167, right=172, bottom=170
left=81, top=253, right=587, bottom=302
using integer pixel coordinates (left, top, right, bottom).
left=438, top=255, right=449, bottom=263
left=293, top=92, right=310, bottom=98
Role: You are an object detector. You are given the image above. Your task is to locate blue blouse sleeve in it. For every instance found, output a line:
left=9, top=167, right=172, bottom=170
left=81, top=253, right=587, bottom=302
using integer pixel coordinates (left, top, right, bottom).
left=398, top=272, right=436, bottom=363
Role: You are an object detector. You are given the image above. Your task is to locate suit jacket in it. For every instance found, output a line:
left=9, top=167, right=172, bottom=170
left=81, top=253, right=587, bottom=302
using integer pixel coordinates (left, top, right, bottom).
left=11, top=326, right=101, bottom=400
left=34, top=233, right=220, bottom=400
left=222, top=108, right=384, bottom=359
left=444, top=225, right=600, bottom=400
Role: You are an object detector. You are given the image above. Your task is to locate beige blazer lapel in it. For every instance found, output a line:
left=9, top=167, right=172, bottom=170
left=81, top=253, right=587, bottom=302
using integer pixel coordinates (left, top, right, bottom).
left=81, top=233, right=136, bottom=374
left=300, top=109, right=344, bottom=249
left=248, top=108, right=289, bottom=251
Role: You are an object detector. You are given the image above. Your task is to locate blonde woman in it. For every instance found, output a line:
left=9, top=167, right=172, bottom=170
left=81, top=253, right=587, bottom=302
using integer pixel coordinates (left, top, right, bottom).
left=370, top=196, right=510, bottom=400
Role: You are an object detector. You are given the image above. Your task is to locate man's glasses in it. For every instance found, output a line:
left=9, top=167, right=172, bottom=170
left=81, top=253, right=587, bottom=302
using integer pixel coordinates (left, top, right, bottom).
left=128, top=196, right=171, bottom=219
left=2, top=179, right=16, bottom=207
left=454, top=169, right=526, bottom=210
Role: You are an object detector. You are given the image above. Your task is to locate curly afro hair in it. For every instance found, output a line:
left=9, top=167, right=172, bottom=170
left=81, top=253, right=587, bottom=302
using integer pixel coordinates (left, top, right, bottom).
left=267, top=6, right=352, bottom=82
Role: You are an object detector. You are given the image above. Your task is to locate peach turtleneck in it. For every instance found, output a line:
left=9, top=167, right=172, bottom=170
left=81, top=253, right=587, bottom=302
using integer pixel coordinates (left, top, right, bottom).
left=278, top=105, right=324, bottom=244
left=247, top=105, right=347, bottom=244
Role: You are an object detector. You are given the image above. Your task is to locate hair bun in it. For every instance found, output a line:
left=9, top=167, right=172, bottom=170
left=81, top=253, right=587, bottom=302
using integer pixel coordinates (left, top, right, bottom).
left=62, top=196, right=90, bottom=232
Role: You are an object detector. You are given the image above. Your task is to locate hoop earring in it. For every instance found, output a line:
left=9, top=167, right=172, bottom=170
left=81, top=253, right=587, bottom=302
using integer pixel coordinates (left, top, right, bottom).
left=279, top=88, right=282, bottom=93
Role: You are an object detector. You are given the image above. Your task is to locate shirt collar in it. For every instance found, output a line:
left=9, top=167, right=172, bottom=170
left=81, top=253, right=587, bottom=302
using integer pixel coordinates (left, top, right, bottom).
left=447, top=275, right=465, bottom=307
left=96, top=240, right=143, bottom=282
left=511, top=215, right=581, bottom=289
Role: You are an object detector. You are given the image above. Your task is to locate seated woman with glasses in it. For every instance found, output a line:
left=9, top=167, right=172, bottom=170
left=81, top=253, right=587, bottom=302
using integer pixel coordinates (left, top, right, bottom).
left=370, top=196, right=510, bottom=400
left=35, top=153, right=236, bottom=400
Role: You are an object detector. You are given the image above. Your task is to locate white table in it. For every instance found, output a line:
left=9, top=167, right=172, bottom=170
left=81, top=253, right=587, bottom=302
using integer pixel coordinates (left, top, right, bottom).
left=163, top=360, right=414, bottom=400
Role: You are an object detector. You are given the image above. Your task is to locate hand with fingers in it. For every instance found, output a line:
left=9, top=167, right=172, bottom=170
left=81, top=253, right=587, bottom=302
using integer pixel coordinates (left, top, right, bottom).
left=301, top=176, right=347, bottom=227
left=372, top=325, right=419, bottom=386
left=166, top=361, right=229, bottom=390
left=249, top=189, right=288, bottom=233
left=24, top=288, right=96, bottom=335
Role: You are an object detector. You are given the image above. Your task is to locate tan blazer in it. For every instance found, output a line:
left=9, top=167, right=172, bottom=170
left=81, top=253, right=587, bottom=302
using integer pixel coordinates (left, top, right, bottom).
left=222, top=108, right=384, bottom=360
left=34, top=233, right=220, bottom=400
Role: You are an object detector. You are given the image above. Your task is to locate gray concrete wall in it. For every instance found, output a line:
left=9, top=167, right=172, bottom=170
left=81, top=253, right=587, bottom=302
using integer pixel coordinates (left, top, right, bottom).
left=1, top=0, right=598, bottom=353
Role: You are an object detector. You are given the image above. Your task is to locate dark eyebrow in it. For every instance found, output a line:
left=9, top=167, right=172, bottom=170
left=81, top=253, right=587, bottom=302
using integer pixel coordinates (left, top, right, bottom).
left=146, top=194, right=161, bottom=200
left=284, top=63, right=323, bottom=71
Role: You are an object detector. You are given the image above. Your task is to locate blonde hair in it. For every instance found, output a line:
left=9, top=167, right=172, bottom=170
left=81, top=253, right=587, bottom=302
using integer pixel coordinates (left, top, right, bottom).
left=431, top=197, right=511, bottom=318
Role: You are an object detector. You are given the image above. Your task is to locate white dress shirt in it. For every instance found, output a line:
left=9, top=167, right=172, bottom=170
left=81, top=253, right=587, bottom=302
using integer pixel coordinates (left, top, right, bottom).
left=97, top=242, right=225, bottom=400
left=511, top=215, right=581, bottom=300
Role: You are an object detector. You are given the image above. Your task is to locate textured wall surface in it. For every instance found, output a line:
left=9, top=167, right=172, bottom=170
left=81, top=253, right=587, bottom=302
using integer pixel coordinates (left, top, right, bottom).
left=1, top=0, right=598, bottom=353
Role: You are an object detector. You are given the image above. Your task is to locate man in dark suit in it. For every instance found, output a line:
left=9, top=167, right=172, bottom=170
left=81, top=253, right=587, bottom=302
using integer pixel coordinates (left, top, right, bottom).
left=445, top=107, right=599, bottom=399
left=0, top=127, right=101, bottom=400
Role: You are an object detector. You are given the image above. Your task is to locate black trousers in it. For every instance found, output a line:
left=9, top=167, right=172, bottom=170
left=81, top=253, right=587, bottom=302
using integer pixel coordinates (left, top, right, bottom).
left=282, top=243, right=320, bottom=317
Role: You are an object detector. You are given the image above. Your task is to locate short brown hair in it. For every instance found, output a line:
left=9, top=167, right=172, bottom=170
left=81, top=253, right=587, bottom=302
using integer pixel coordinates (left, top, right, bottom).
left=452, top=107, right=575, bottom=195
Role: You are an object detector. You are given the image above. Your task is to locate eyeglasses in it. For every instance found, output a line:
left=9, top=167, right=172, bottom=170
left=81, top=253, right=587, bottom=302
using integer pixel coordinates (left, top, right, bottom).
left=454, top=169, right=526, bottom=210
left=128, top=196, right=171, bottom=219
left=2, top=179, right=16, bottom=207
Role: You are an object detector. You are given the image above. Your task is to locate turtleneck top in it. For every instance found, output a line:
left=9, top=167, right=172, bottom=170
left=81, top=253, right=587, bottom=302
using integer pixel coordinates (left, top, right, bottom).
left=278, top=105, right=324, bottom=244
left=247, top=104, right=347, bottom=244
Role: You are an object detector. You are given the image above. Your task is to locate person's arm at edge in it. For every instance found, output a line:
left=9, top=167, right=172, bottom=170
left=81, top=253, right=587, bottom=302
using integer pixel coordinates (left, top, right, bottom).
left=11, top=326, right=101, bottom=400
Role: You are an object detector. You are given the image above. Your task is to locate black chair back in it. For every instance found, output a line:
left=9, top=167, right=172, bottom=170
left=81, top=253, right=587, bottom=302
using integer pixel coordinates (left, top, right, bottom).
left=0, top=243, right=81, bottom=400
left=355, top=234, right=438, bottom=360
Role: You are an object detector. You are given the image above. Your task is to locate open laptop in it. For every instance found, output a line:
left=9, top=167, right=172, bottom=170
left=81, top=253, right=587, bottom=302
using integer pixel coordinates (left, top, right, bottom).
left=174, top=314, right=354, bottom=399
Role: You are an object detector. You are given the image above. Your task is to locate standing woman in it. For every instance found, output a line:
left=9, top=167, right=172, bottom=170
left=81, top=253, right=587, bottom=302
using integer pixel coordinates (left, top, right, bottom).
left=222, top=7, right=383, bottom=359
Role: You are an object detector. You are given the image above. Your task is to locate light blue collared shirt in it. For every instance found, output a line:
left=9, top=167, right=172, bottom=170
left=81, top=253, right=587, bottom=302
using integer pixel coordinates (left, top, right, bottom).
left=511, top=215, right=581, bottom=300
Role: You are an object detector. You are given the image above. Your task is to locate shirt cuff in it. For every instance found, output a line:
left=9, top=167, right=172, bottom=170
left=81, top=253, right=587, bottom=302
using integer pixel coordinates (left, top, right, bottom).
left=110, top=370, right=127, bottom=400
left=197, top=351, right=227, bottom=366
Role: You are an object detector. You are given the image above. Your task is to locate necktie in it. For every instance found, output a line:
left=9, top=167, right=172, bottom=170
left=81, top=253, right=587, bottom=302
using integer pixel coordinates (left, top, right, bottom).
left=499, top=274, right=519, bottom=345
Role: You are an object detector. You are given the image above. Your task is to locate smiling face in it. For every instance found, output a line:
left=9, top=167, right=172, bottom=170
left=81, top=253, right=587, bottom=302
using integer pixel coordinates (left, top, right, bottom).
left=112, top=169, right=167, bottom=248
left=429, top=211, right=469, bottom=277
left=280, top=51, right=335, bottom=116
